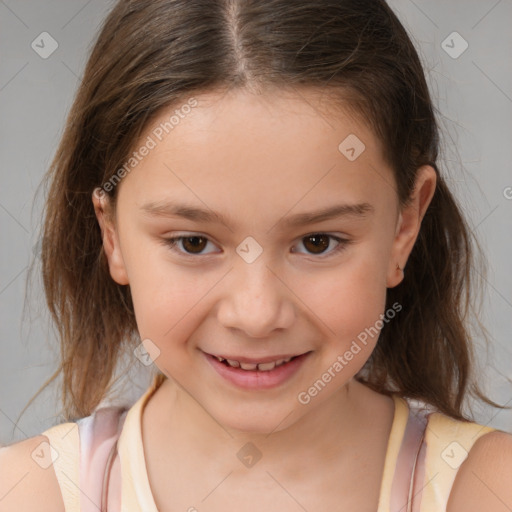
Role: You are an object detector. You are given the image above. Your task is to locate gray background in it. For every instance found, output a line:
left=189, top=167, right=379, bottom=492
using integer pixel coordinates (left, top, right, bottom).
left=1, top=0, right=511, bottom=445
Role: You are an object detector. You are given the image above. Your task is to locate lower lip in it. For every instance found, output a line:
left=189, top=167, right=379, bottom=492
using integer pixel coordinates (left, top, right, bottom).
left=204, top=352, right=310, bottom=390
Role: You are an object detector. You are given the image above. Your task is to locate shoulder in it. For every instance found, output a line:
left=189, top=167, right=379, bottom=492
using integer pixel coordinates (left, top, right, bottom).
left=0, top=434, right=65, bottom=512
left=447, top=429, right=512, bottom=512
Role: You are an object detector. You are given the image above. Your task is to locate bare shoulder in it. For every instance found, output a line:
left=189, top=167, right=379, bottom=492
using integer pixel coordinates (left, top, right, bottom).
left=447, top=430, right=512, bottom=512
left=0, top=434, right=65, bottom=512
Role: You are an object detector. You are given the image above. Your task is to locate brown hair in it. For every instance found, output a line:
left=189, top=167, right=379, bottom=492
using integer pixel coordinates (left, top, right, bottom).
left=22, top=0, right=509, bottom=424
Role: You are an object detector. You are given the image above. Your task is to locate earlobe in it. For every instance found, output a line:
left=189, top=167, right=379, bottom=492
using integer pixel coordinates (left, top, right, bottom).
left=386, top=165, right=437, bottom=288
left=92, top=189, right=129, bottom=285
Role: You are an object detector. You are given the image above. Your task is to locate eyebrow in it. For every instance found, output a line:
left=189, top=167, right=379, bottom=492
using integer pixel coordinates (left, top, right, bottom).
left=140, top=200, right=374, bottom=228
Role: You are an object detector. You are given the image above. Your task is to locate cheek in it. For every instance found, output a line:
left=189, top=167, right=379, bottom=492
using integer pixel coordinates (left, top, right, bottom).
left=303, top=253, right=389, bottom=345
left=128, top=273, right=215, bottom=379
left=121, top=241, right=211, bottom=340
left=131, top=272, right=212, bottom=338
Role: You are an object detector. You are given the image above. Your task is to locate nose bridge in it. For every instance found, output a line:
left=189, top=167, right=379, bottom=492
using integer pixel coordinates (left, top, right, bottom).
left=217, top=253, right=295, bottom=337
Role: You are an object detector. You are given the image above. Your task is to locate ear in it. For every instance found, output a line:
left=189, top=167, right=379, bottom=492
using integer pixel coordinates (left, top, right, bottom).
left=92, top=188, right=130, bottom=285
left=387, top=165, right=437, bottom=288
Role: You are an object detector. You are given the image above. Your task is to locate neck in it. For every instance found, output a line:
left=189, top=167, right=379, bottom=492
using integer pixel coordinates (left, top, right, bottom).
left=145, top=376, right=386, bottom=482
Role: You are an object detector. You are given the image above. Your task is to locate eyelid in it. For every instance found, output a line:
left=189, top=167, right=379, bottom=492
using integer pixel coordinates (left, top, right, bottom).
left=162, top=232, right=352, bottom=259
left=291, top=233, right=351, bottom=258
left=164, top=233, right=221, bottom=257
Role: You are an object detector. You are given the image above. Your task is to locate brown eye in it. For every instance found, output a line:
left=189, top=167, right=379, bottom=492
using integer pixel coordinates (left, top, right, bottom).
left=181, top=236, right=208, bottom=254
left=302, top=234, right=331, bottom=254
left=164, top=235, right=217, bottom=256
left=292, top=233, right=350, bottom=258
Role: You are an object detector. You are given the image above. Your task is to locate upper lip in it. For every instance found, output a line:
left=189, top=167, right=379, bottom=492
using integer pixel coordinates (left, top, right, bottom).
left=204, top=351, right=310, bottom=364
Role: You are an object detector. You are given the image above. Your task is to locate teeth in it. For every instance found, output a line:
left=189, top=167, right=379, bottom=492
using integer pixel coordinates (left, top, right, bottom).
left=216, top=355, right=296, bottom=371
left=239, top=362, right=258, bottom=370
left=257, top=361, right=276, bottom=371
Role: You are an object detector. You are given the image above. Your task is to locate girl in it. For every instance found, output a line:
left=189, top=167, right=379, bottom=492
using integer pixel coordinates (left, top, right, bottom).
left=2, top=0, right=511, bottom=511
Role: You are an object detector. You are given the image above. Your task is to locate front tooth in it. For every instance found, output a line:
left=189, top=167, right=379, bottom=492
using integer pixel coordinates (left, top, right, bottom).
left=240, top=362, right=259, bottom=370
left=257, top=361, right=277, bottom=371
left=215, top=356, right=225, bottom=362
left=226, top=359, right=240, bottom=368
left=274, top=359, right=285, bottom=367
left=283, top=357, right=293, bottom=363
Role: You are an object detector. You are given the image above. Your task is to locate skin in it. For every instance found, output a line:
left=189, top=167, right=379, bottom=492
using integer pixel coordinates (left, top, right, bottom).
left=92, top=87, right=436, bottom=509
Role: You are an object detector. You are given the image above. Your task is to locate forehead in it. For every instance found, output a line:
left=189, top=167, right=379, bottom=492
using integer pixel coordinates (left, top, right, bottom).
left=116, top=87, right=395, bottom=219
left=153, top=86, right=376, bottom=150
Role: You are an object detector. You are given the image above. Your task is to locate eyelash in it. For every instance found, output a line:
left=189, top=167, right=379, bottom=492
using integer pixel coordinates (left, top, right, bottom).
left=162, top=233, right=352, bottom=259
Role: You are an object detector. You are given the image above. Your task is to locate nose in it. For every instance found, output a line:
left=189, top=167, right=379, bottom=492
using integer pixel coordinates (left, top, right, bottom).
left=216, top=256, right=296, bottom=338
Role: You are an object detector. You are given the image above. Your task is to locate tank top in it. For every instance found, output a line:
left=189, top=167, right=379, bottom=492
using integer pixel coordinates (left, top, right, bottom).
left=41, top=375, right=496, bottom=511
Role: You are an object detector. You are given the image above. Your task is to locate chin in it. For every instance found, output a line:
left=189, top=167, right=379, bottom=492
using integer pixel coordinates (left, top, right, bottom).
left=222, top=414, right=288, bottom=435
left=209, top=400, right=302, bottom=436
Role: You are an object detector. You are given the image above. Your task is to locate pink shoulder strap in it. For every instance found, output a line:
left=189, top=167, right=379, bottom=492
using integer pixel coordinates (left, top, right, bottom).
left=76, top=406, right=128, bottom=512
left=390, top=401, right=430, bottom=512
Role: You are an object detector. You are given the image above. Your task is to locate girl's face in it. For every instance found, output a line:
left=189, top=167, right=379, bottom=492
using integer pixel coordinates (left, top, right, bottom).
left=94, top=88, right=435, bottom=433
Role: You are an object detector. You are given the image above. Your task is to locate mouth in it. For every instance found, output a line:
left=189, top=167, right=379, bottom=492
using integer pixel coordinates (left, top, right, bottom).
left=210, top=353, right=304, bottom=372
left=203, top=350, right=312, bottom=390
